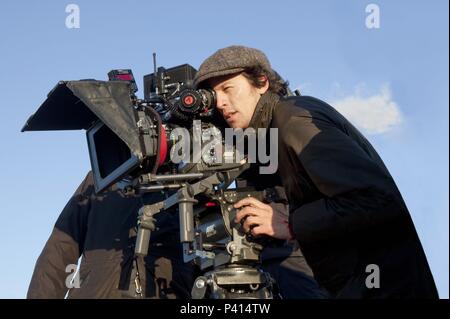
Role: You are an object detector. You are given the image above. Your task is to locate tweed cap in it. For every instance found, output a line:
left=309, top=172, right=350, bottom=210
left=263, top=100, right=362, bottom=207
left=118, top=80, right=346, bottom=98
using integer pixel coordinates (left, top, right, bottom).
left=194, top=45, right=272, bottom=87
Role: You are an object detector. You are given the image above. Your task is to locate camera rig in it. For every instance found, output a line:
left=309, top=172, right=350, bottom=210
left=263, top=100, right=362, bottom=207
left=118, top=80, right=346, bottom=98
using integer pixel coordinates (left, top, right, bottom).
left=21, top=59, right=278, bottom=299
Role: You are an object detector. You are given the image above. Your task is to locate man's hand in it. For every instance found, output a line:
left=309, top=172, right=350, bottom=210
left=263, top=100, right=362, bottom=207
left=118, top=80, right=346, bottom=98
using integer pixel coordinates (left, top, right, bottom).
left=234, top=197, right=293, bottom=240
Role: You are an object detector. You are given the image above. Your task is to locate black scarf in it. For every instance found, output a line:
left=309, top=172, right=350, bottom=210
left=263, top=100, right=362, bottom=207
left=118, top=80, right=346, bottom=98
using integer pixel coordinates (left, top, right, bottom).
left=248, top=91, right=280, bottom=130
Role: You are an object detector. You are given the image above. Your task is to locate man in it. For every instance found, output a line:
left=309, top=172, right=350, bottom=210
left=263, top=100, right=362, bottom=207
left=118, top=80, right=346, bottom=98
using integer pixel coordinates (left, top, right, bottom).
left=27, top=171, right=195, bottom=299
left=194, top=45, right=439, bottom=298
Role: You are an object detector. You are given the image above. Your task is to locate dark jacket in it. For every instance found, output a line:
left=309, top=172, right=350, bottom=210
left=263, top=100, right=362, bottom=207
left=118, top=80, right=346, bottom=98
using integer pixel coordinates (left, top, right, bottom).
left=27, top=172, right=195, bottom=299
left=269, top=95, right=438, bottom=298
left=271, top=96, right=438, bottom=298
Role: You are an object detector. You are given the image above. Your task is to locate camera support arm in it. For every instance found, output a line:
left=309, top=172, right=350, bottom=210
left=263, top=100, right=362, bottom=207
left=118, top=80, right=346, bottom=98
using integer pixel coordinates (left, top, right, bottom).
left=134, top=166, right=247, bottom=256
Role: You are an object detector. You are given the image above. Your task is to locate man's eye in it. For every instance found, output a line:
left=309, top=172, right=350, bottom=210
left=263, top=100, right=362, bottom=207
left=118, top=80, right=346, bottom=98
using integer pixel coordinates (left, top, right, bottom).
left=224, top=86, right=232, bottom=91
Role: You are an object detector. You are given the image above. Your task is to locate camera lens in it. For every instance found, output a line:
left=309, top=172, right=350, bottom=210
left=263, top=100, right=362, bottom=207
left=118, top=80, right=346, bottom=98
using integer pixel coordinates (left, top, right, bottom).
left=179, top=89, right=216, bottom=115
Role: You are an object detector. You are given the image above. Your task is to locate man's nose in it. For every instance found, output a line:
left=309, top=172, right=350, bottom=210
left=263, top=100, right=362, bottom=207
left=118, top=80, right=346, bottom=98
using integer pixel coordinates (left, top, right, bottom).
left=215, top=91, right=227, bottom=111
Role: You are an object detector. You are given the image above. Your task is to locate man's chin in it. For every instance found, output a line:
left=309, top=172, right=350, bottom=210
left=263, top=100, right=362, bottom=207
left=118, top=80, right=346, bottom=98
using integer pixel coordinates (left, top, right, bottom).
left=226, top=120, right=237, bottom=128
left=225, top=119, right=247, bottom=129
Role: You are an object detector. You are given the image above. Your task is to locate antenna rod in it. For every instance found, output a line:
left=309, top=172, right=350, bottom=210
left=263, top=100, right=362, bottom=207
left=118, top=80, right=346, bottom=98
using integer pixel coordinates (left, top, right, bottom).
left=153, top=52, right=158, bottom=94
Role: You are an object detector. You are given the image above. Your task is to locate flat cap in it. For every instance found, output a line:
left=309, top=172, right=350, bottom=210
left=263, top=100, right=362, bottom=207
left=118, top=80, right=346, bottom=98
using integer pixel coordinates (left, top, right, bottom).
left=194, top=45, right=272, bottom=87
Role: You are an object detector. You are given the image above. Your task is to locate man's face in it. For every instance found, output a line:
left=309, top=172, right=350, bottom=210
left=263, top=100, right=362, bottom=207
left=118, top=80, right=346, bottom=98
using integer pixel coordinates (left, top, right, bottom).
left=209, top=73, right=268, bottom=129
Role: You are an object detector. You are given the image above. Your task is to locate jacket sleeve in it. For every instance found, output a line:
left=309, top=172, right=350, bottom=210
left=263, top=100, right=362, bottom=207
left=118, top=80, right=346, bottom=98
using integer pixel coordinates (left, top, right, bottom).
left=27, top=172, right=94, bottom=298
left=285, top=117, right=406, bottom=245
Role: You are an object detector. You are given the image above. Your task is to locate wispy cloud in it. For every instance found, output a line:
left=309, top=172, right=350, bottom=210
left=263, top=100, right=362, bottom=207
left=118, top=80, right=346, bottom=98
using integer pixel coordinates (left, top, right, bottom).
left=331, top=84, right=403, bottom=135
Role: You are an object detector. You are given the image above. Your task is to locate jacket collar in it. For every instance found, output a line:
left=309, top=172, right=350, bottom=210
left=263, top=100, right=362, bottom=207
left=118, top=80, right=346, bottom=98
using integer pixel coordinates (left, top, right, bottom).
left=248, top=91, right=280, bottom=129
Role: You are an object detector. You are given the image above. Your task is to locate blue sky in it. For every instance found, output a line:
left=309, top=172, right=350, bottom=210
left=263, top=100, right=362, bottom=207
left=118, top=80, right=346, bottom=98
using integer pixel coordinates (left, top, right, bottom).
left=0, top=0, right=448, bottom=298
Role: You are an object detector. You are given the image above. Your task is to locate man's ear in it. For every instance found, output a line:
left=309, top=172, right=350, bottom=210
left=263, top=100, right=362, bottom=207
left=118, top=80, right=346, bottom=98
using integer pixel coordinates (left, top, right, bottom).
left=257, top=75, right=269, bottom=94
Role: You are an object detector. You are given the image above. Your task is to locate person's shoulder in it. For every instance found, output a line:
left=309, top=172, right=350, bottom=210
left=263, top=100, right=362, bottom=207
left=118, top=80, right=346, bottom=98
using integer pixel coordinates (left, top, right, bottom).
left=73, top=170, right=95, bottom=197
left=277, top=95, right=333, bottom=112
left=274, top=95, right=345, bottom=127
left=273, top=96, right=316, bottom=126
